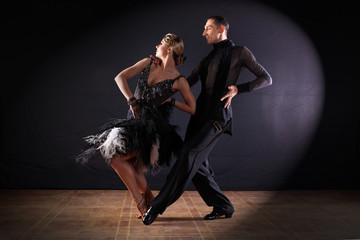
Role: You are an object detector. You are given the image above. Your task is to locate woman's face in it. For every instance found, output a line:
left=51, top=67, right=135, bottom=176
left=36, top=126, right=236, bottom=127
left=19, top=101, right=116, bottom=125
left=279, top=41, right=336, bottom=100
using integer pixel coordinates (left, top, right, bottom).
left=155, top=40, right=169, bottom=58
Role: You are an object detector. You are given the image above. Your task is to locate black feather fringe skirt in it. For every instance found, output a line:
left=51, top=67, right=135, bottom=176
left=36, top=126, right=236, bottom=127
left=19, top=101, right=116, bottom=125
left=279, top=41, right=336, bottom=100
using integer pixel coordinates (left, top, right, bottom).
left=76, top=101, right=183, bottom=173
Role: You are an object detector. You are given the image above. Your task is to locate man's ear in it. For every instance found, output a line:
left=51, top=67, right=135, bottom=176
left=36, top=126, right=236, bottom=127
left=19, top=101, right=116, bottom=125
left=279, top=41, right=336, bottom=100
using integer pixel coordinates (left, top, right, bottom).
left=219, top=25, right=226, bottom=34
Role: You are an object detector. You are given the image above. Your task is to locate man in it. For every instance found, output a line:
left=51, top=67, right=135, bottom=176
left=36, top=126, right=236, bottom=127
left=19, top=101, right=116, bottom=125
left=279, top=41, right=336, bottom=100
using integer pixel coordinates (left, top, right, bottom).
left=143, top=16, right=272, bottom=225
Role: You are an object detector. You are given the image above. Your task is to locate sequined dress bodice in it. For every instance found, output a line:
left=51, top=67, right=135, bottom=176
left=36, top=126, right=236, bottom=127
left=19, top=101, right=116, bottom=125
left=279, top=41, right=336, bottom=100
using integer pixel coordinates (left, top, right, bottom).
left=134, top=60, right=181, bottom=106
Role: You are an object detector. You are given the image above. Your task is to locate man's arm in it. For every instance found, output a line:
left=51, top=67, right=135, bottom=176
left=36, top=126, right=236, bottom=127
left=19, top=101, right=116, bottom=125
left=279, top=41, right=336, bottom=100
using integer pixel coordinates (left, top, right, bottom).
left=222, top=46, right=272, bottom=108
left=186, top=64, right=201, bottom=87
left=236, top=46, right=272, bottom=92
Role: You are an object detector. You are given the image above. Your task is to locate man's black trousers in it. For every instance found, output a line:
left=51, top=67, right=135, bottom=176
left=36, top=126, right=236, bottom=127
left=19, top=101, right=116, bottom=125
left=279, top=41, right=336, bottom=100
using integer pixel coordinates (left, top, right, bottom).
left=151, top=120, right=234, bottom=215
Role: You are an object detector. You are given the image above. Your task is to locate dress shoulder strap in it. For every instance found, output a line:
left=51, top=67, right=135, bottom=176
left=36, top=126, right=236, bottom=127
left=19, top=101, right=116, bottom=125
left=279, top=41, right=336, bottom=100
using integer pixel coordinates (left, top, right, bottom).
left=145, top=58, right=153, bottom=70
left=142, top=57, right=153, bottom=75
left=173, top=75, right=184, bottom=81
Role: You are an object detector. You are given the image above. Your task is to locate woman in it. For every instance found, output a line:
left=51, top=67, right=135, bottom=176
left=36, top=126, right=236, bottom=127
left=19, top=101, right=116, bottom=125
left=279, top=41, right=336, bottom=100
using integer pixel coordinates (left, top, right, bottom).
left=76, top=33, right=196, bottom=218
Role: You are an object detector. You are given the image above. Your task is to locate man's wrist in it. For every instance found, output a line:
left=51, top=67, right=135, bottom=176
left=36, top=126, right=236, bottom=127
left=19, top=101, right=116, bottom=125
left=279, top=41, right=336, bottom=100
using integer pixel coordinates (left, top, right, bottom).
left=236, top=82, right=251, bottom=94
left=170, top=97, right=176, bottom=107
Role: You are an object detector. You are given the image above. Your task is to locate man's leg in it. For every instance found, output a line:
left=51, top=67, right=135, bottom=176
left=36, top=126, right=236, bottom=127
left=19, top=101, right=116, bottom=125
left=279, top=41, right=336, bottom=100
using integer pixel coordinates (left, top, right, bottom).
left=143, top=122, right=222, bottom=224
left=192, top=159, right=234, bottom=219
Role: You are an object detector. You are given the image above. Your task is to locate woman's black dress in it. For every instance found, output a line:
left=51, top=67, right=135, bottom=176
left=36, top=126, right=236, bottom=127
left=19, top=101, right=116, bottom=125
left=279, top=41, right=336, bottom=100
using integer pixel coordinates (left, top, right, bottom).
left=76, top=59, right=183, bottom=172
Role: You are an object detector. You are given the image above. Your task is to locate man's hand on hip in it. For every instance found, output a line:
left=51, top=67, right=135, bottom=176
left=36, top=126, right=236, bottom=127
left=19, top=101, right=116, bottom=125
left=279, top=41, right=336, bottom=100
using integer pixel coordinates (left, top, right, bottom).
left=221, top=85, right=238, bottom=109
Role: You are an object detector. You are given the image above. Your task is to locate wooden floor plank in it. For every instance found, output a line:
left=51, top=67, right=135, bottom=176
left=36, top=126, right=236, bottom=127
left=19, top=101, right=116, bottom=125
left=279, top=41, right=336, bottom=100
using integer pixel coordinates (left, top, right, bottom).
left=0, top=189, right=359, bottom=239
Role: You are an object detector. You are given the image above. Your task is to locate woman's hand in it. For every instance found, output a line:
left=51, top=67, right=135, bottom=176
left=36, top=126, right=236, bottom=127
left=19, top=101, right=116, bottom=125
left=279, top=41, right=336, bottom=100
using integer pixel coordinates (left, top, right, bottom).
left=130, top=104, right=140, bottom=119
left=150, top=55, right=162, bottom=65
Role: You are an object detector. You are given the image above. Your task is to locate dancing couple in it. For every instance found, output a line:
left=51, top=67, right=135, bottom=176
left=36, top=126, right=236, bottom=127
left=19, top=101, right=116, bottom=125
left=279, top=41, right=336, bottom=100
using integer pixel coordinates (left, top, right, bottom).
left=77, top=16, right=272, bottom=224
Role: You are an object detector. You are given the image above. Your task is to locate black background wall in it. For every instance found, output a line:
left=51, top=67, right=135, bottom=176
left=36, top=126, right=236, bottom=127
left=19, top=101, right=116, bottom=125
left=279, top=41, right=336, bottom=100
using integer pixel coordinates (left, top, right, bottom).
left=1, top=0, right=359, bottom=190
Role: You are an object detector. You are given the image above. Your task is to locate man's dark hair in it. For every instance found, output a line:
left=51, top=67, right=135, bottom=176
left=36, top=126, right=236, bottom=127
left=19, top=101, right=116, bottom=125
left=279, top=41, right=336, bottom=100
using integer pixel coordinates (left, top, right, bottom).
left=207, top=16, right=229, bottom=32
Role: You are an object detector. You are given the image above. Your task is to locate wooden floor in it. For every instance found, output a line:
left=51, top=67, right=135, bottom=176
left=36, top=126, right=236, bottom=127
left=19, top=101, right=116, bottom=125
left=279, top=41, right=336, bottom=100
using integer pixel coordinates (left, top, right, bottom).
left=0, top=189, right=360, bottom=240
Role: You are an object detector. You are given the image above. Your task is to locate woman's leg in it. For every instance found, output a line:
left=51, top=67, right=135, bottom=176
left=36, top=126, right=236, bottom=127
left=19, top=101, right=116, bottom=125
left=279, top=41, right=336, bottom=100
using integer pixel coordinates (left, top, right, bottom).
left=135, top=172, right=155, bottom=206
left=110, top=153, right=148, bottom=215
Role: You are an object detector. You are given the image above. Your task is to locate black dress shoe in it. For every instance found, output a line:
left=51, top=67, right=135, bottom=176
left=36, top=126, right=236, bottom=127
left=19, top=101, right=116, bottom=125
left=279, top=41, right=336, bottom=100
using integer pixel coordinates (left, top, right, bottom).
left=142, top=206, right=159, bottom=225
left=204, top=209, right=233, bottom=220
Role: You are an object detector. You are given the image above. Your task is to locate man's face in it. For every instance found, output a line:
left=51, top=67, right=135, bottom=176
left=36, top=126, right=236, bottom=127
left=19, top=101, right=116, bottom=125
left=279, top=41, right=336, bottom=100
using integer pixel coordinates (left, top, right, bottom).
left=202, top=19, right=222, bottom=44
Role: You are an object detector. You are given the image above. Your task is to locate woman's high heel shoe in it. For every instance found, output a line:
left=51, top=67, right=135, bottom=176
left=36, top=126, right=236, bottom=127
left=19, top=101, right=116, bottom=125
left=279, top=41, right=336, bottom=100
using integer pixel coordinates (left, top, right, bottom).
left=145, top=190, right=155, bottom=207
left=136, top=196, right=148, bottom=219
